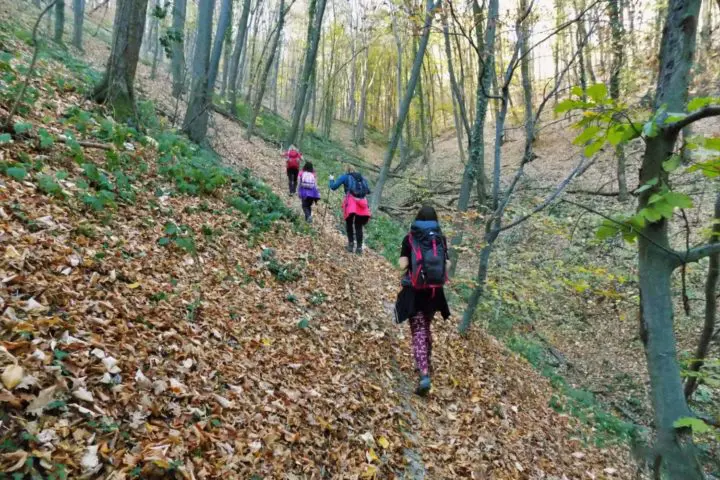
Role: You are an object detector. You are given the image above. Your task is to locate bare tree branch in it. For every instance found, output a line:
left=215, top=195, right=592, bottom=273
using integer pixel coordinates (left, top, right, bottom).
left=665, top=106, right=720, bottom=133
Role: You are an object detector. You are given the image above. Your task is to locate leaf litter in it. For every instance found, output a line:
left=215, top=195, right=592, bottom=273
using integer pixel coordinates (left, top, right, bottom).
left=0, top=5, right=634, bottom=479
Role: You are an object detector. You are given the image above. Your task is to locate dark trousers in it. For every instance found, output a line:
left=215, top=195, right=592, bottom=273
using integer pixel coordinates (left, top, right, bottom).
left=287, top=168, right=299, bottom=194
left=345, top=214, right=368, bottom=247
left=301, top=197, right=316, bottom=222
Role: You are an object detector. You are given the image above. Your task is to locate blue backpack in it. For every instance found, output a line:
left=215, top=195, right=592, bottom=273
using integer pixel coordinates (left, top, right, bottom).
left=348, top=172, right=370, bottom=199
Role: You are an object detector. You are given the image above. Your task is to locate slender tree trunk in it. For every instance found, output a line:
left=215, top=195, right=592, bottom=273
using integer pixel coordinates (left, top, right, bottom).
left=270, top=33, right=281, bottom=114
left=638, top=1, right=704, bottom=477
left=284, top=0, right=327, bottom=147
left=573, top=0, right=587, bottom=99
left=182, top=0, right=214, bottom=143
left=449, top=0, right=497, bottom=276
left=149, top=0, right=161, bottom=79
left=93, top=0, right=149, bottom=121
left=55, top=0, right=65, bottom=44
left=391, top=13, right=408, bottom=163
left=370, top=0, right=436, bottom=209
left=354, top=45, right=372, bottom=144
left=170, top=0, right=187, bottom=98
left=684, top=193, right=720, bottom=399
left=609, top=0, right=627, bottom=201
left=207, top=0, right=232, bottom=92
left=227, top=0, right=252, bottom=113
left=220, top=1, right=234, bottom=97
left=299, top=68, right=314, bottom=143
left=519, top=0, right=534, bottom=144
left=72, top=0, right=85, bottom=50
left=246, top=0, right=286, bottom=139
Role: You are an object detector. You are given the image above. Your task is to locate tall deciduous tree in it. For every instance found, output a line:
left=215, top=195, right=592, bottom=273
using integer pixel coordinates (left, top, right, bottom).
left=634, top=1, right=719, bottom=476
left=93, top=0, right=149, bottom=121
left=54, top=0, right=65, bottom=44
left=227, top=0, right=253, bottom=114
left=171, top=0, right=187, bottom=98
left=284, top=0, right=328, bottom=147
left=246, top=0, right=289, bottom=139
left=72, top=0, right=84, bottom=50
left=208, top=0, right=232, bottom=92
left=370, top=0, right=437, bottom=209
left=182, top=0, right=214, bottom=143
left=608, top=0, right=627, bottom=201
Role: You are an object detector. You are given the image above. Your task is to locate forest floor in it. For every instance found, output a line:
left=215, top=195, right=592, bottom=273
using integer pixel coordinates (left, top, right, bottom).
left=0, top=3, right=647, bottom=479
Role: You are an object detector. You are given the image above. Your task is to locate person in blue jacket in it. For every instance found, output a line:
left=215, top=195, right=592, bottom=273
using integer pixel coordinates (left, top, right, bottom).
left=328, top=165, right=372, bottom=254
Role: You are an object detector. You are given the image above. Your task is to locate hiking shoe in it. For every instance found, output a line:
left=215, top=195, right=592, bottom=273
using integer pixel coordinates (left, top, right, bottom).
left=355, top=247, right=363, bottom=255
left=345, top=243, right=354, bottom=253
left=415, top=375, right=431, bottom=397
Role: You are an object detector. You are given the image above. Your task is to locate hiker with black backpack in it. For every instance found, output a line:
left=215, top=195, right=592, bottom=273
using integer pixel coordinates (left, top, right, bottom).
left=284, top=145, right=302, bottom=195
left=395, top=205, right=451, bottom=396
left=297, top=161, right=321, bottom=223
left=328, top=165, right=372, bottom=255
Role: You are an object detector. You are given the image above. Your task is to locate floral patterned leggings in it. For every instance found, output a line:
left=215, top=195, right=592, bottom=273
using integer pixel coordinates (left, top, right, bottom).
left=409, top=312, right=432, bottom=376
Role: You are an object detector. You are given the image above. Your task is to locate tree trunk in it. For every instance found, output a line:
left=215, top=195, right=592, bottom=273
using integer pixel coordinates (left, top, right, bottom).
left=285, top=0, right=327, bottom=147
left=207, top=0, right=232, bottom=93
left=54, top=0, right=65, bottom=44
left=573, top=0, right=587, bottom=99
left=182, top=0, right=214, bottom=143
left=609, top=0, right=627, bottom=201
left=72, top=0, right=84, bottom=50
left=354, top=45, right=372, bottom=144
left=93, top=0, right=149, bottom=121
left=220, top=1, right=234, bottom=97
left=638, top=1, right=704, bottom=477
left=227, top=0, right=252, bottom=113
left=369, top=0, right=436, bottom=209
left=149, top=0, right=161, bottom=80
left=270, top=32, right=281, bottom=114
left=170, top=0, right=187, bottom=98
left=519, top=0, right=534, bottom=144
left=246, top=0, right=286, bottom=139
left=684, top=192, right=720, bottom=399
left=391, top=13, right=408, bottom=165
left=449, top=0, right=497, bottom=276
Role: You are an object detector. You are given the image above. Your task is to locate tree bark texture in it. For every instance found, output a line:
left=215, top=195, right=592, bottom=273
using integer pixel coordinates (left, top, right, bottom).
left=638, top=1, right=704, bottom=477
left=227, top=0, right=252, bottom=113
left=93, top=0, right=149, bottom=121
left=208, top=0, right=232, bottom=92
left=54, top=0, right=65, bottom=44
left=182, top=0, right=214, bottom=143
left=72, top=0, right=85, bottom=50
left=285, top=0, right=327, bottom=147
left=170, top=0, right=187, bottom=98
left=369, top=0, right=436, bottom=209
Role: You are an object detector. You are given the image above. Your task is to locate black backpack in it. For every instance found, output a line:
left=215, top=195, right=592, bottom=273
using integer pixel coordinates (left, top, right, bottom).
left=348, top=172, right=370, bottom=199
left=407, top=222, right=447, bottom=290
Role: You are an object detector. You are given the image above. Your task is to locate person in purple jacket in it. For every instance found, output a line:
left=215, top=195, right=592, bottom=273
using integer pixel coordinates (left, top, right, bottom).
left=297, top=162, right=321, bottom=223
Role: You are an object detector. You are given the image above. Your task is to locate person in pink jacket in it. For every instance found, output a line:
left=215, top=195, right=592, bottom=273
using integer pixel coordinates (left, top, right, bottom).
left=329, top=165, right=372, bottom=254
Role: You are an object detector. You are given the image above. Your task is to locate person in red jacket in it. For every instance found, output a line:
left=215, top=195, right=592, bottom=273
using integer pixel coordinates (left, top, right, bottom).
left=284, top=145, right=302, bottom=195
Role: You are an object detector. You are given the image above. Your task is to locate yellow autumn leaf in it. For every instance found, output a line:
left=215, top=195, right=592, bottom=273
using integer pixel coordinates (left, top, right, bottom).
left=127, top=283, right=141, bottom=289
left=361, top=465, right=377, bottom=479
left=378, top=436, right=390, bottom=449
left=366, top=448, right=379, bottom=463
left=1, top=364, right=24, bottom=390
left=261, top=338, right=273, bottom=346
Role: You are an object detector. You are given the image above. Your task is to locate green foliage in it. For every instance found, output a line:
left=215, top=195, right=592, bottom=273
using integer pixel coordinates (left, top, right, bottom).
left=674, top=417, right=711, bottom=434
left=36, top=174, right=63, bottom=197
left=261, top=248, right=302, bottom=282
left=5, top=166, right=27, bottom=181
left=38, top=128, right=54, bottom=148
left=158, top=222, right=196, bottom=254
left=0, top=133, right=12, bottom=144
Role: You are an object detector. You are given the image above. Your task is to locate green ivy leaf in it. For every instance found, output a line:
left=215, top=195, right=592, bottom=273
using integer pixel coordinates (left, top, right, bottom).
left=173, top=236, right=195, bottom=254
left=584, top=139, right=605, bottom=157
left=38, top=128, right=54, bottom=148
left=297, top=318, right=310, bottom=329
left=687, top=97, right=712, bottom=112
left=642, top=120, right=660, bottom=138
left=662, top=154, right=681, bottom=172
left=0, top=133, right=12, bottom=144
left=664, top=192, right=694, bottom=209
left=164, top=222, right=180, bottom=235
left=555, top=99, right=580, bottom=114
left=571, top=86, right=584, bottom=97
left=13, top=121, right=32, bottom=134
left=587, top=83, right=608, bottom=103
left=635, top=177, right=659, bottom=194
left=6, top=166, right=27, bottom=181
left=573, top=125, right=602, bottom=146
left=673, top=417, right=710, bottom=434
